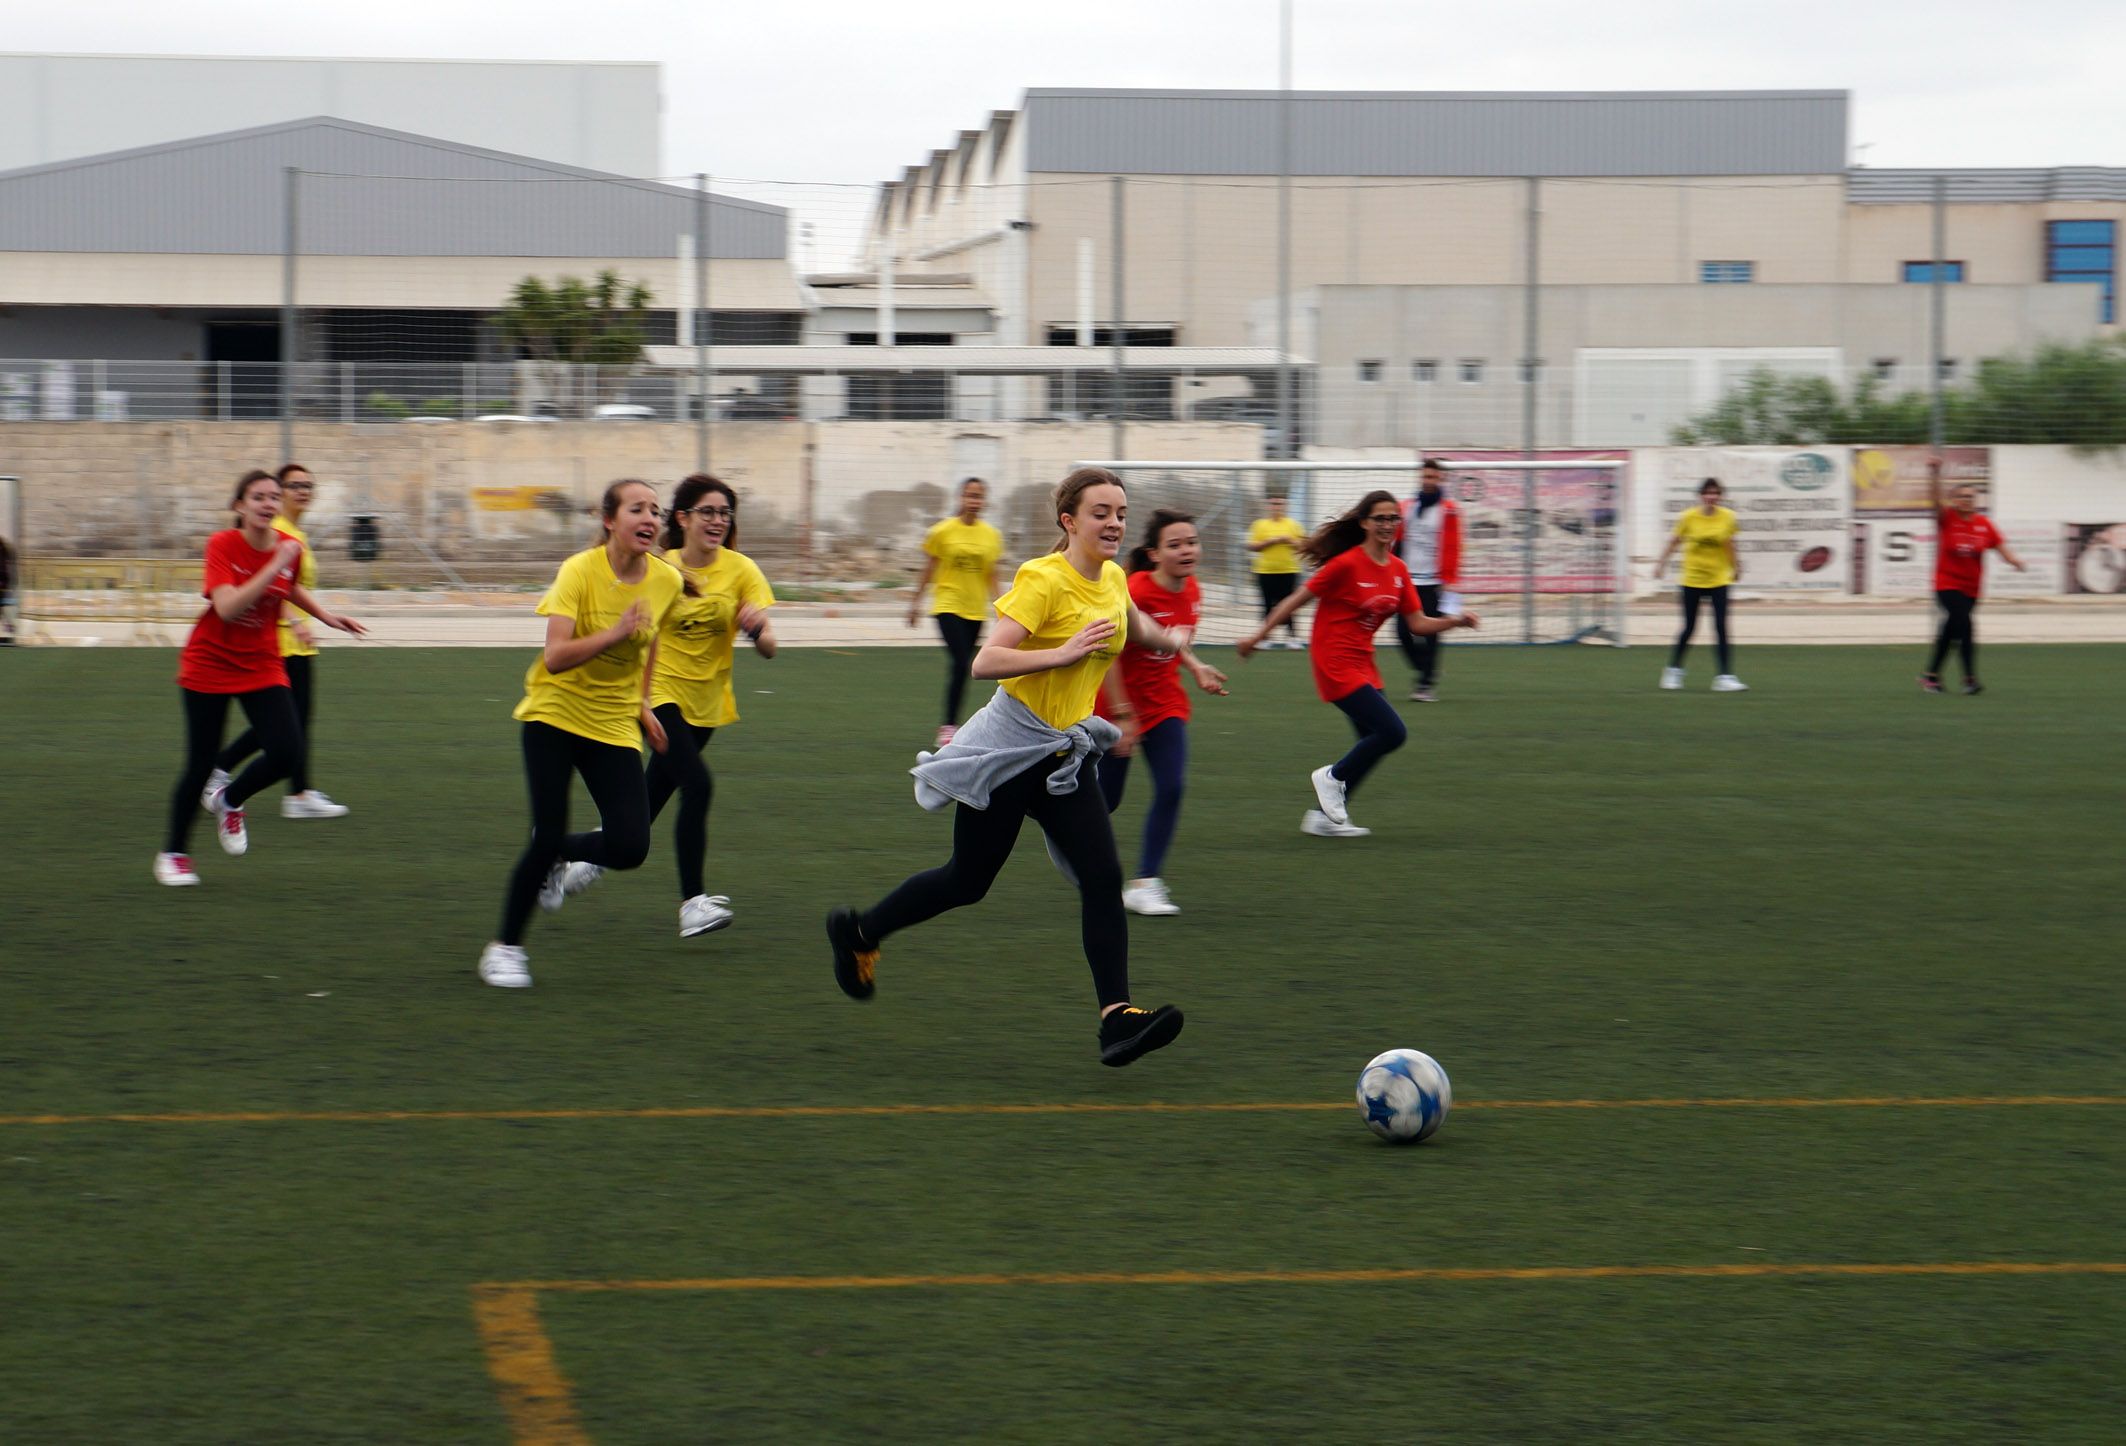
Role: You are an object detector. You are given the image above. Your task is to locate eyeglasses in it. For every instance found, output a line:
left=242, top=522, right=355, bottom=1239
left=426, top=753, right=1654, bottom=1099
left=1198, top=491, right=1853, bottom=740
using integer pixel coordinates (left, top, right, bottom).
left=1365, top=513, right=1401, bottom=525
left=683, top=506, right=734, bottom=520
left=282, top=482, right=315, bottom=492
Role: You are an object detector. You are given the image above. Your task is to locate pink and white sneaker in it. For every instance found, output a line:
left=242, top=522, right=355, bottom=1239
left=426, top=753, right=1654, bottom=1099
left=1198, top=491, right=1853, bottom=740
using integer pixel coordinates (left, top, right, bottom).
left=153, top=852, right=200, bottom=887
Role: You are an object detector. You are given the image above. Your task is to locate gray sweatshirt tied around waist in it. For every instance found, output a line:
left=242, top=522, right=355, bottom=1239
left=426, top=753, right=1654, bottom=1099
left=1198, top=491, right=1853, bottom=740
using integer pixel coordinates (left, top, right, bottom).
left=910, top=688, right=1123, bottom=811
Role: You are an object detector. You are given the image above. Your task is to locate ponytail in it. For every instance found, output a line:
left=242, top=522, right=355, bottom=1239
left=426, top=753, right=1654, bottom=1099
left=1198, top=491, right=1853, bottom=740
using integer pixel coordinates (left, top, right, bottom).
left=1302, top=489, right=1399, bottom=567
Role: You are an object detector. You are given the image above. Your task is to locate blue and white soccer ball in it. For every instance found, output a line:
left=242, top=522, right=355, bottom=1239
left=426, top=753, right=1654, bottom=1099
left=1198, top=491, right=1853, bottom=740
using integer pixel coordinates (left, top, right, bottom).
left=1356, top=1048, right=1452, bottom=1143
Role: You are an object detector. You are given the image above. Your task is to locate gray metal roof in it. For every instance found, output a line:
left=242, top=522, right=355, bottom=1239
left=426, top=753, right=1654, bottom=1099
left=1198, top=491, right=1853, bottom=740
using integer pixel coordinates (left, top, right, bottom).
left=1022, top=89, right=1847, bottom=177
left=1847, top=167, right=2126, bottom=203
left=0, top=117, right=784, bottom=258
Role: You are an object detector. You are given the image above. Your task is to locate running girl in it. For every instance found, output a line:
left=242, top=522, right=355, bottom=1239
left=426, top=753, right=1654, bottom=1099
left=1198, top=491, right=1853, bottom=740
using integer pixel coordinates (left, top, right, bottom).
left=206, top=462, right=351, bottom=819
left=157, top=469, right=365, bottom=886
left=1921, top=456, right=2027, bottom=694
left=827, top=467, right=1190, bottom=1067
left=478, top=480, right=685, bottom=988
left=908, top=477, right=1005, bottom=746
left=554, top=475, right=776, bottom=937
left=1236, top=490, right=1478, bottom=838
left=1652, top=478, right=1747, bottom=693
left=1246, top=492, right=1307, bottom=648
left=1096, top=508, right=1229, bottom=916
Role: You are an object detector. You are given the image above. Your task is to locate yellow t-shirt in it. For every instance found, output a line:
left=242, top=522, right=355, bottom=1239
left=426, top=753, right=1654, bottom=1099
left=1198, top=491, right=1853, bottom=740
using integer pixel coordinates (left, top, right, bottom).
left=1674, top=506, right=1739, bottom=589
left=1248, top=515, right=1306, bottom=574
left=274, top=516, right=319, bottom=659
left=514, top=548, right=685, bottom=749
left=648, top=547, right=775, bottom=728
left=995, top=553, right=1130, bottom=730
left=924, top=518, right=1004, bottom=621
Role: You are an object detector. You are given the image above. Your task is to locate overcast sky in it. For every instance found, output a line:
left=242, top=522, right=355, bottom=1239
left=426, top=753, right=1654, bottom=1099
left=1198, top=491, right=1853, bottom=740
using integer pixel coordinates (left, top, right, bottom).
left=14, top=0, right=2126, bottom=249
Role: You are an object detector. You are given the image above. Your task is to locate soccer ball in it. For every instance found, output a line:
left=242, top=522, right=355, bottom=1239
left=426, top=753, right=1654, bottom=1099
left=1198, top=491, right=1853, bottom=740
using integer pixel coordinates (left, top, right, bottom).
left=1356, top=1048, right=1452, bottom=1143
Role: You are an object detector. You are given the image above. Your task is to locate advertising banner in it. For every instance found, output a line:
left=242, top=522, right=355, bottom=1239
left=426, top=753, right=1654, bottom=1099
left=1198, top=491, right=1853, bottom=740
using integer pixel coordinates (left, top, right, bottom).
left=2065, top=522, right=2126, bottom=596
left=1851, top=446, right=1993, bottom=512
left=1430, top=450, right=1626, bottom=593
left=1855, top=518, right=2060, bottom=597
left=1648, top=447, right=1851, bottom=592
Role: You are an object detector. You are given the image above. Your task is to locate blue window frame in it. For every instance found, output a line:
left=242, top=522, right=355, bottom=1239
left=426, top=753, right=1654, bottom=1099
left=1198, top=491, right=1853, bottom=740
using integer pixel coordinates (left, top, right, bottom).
left=1700, top=261, right=1754, bottom=284
left=2046, top=220, right=2115, bottom=323
left=1903, top=261, right=1966, bottom=283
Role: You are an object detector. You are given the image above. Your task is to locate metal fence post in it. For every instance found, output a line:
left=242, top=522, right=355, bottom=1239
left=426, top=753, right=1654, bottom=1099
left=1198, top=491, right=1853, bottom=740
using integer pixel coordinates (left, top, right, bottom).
left=1110, top=175, right=1125, bottom=460
left=280, top=166, right=298, bottom=462
left=695, top=172, right=710, bottom=469
left=1522, top=176, right=1542, bottom=644
left=1930, top=173, right=1947, bottom=448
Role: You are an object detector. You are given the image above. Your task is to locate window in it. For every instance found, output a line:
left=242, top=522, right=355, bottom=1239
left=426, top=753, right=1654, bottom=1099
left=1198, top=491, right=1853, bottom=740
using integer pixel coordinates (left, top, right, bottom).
left=1700, top=261, right=1755, bottom=284
left=1902, top=261, right=1966, bottom=283
left=1938, top=358, right=1958, bottom=382
left=1411, top=359, right=1437, bottom=383
left=1517, top=360, right=1542, bottom=384
left=1043, top=325, right=1176, bottom=347
left=1872, top=358, right=1898, bottom=381
left=1357, top=359, right=1383, bottom=383
left=2046, top=220, right=2116, bottom=323
left=1458, top=360, right=1484, bottom=384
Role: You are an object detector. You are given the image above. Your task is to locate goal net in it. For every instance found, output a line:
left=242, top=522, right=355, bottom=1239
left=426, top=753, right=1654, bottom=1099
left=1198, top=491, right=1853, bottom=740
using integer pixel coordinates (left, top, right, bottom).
left=1077, top=455, right=1630, bottom=646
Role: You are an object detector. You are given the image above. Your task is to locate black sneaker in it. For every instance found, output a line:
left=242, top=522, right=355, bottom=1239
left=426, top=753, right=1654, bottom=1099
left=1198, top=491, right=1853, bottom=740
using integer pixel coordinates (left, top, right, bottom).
left=826, top=908, right=878, bottom=1001
left=1099, top=1004, right=1184, bottom=1067
left=1962, top=678, right=1984, bottom=696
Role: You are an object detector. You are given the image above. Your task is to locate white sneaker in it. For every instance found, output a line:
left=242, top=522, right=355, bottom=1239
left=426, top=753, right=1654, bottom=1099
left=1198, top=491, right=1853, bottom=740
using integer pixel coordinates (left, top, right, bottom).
left=680, top=893, right=735, bottom=937
left=207, top=790, right=248, bottom=856
left=1310, top=764, right=1349, bottom=826
left=478, top=942, right=532, bottom=989
left=1712, top=674, right=1750, bottom=693
left=1660, top=666, right=1684, bottom=691
left=560, top=861, right=605, bottom=897
left=1044, top=831, right=1080, bottom=887
left=1301, top=809, right=1371, bottom=839
left=281, top=790, right=349, bottom=819
left=537, top=863, right=568, bottom=912
left=154, top=852, right=200, bottom=887
left=200, top=768, right=231, bottom=811
left=1122, top=878, right=1179, bottom=916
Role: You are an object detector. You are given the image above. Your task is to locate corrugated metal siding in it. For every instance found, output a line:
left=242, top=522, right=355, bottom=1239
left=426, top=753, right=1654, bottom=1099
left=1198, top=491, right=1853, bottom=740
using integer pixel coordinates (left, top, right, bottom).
left=1848, top=168, right=2126, bottom=203
left=0, top=119, right=784, bottom=258
left=1023, top=90, right=1848, bottom=176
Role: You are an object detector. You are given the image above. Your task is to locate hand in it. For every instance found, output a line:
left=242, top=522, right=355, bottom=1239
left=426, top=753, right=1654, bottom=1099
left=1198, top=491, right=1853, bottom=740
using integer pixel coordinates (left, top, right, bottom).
left=905, top=607, right=919, bottom=628
left=640, top=706, right=669, bottom=754
left=1457, top=611, right=1481, bottom=631
left=1235, top=632, right=1265, bottom=660
left=613, top=600, right=649, bottom=640
left=2013, top=559, right=2029, bottom=572
left=1059, top=616, right=1117, bottom=663
left=326, top=614, right=367, bottom=637
left=276, top=537, right=305, bottom=567
left=293, top=620, right=318, bottom=649
left=1111, top=714, right=1140, bottom=757
left=1191, top=662, right=1230, bottom=696
left=737, top=603, right=769, bottom=638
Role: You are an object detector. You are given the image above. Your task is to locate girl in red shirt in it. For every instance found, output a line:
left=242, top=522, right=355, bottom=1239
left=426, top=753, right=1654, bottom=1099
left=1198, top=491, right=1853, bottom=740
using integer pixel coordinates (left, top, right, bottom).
left=1238, top=490, right=1479, bottom=837
left=158, top=470, right=365, bottom=886
left=1922, top=457, right=2026, bottom=695
left=1094, top=509, right=1229, bottom=916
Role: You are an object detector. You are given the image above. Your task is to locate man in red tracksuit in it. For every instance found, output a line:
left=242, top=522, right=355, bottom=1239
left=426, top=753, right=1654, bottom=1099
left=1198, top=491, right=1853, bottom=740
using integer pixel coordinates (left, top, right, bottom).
left=1394, top=458, right=1464, bottom=702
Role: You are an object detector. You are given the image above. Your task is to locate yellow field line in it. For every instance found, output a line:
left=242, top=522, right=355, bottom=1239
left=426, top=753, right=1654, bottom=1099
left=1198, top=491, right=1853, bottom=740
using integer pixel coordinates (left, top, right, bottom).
left=473, top=1261, right=2126, bottom=1444
left=3, top=1095, right=2120, bottom=1127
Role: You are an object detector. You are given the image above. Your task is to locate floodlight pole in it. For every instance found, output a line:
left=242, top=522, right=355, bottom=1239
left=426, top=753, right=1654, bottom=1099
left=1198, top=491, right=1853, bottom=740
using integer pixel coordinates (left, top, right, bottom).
left=1522, top=176, right=1541, bottom=644
left=1275, top=0, right=1293, bottom=460
left=695, top=173, right=710, bottom=470
left=1111, top=175, right=1125, bottom=459
left=280, top=166, right=298, bottom=464
left=1929, top=173, right=1947, bottom=449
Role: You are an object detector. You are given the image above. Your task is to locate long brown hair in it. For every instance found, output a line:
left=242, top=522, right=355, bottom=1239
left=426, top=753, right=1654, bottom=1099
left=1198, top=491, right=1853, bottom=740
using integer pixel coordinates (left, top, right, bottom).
left=1302, top=489, right=1399, bottom=566
left=1127, top=508, right=1194, bottom=574
left=1047, top=466, right=1125, bottom=553
left=663, top=474, right=739, bottom=552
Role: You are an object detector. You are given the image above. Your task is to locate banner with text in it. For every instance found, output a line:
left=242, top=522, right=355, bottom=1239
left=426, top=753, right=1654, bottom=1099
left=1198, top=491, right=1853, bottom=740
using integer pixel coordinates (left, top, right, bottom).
left=1855, top=517, right=2060, bottom=597
left=1431, top=450, right=1627, bottom=594
left=1851, top=446, right=1993, bottom=512
left=1646, top=447, right=1851, bottom=592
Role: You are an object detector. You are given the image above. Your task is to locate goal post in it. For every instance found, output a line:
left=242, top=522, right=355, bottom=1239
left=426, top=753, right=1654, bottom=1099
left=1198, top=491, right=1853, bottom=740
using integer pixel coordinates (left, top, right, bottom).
left=1075, top=456, right=1632, bottom=646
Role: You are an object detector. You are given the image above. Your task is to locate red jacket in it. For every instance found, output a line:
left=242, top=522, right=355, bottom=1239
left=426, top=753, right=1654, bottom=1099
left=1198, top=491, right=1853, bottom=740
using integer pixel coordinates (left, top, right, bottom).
left=1395, top=496, right=1462, bottom=588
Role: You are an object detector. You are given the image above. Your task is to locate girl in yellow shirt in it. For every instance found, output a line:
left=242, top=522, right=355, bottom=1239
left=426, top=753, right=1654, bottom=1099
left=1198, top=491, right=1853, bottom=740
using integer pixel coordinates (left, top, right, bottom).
left=552, top=475, right=777, bottom=940
left=829, top=468, right=1192, bottom=1067
left=1245, top=494, right=1308, bottom=648
left=1652, top=478, right=1747, bottom=693
left=479, top=479, right=686, bottom=989
left=907, top=477, right=1006, bottom=747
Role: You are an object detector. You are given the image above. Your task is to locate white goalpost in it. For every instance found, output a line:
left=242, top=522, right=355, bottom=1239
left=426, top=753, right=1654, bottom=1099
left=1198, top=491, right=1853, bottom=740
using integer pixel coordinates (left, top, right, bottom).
left=1076, top=457, right=1632, bottom=647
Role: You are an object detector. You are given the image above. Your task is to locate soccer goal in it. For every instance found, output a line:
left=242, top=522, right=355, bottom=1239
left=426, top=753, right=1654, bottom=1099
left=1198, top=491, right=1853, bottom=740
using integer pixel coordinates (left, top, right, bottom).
left=1076, top=457, right=1631, bottom=646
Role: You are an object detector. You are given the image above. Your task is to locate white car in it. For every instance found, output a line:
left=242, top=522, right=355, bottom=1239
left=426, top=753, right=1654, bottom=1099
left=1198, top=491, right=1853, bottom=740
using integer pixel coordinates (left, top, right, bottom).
left=591, top=403, right=656, bottom=421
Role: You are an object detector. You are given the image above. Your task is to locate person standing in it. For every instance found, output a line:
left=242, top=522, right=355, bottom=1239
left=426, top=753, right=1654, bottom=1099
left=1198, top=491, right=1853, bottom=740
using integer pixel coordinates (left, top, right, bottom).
left=478, top=480, right=685, bottom=988
left=1246, top=493, right=1307, bottom=648
left=827, top=468, right=1191, bottom=1067
left=1922, top=457, right=2026, bottom=694
left=1653, top=478, right=1747, bottom=693
left=157, top=470, right=366, bottom=886
left=1095, top=508, right=1229, bottom=917
left=1394, top=458, right=1464, bottom=702
left=206, top=463, right=351, bottom=819
left=1236, top=491, right=1478, bottom=838
left=908, top=477, right=1005, bottom=747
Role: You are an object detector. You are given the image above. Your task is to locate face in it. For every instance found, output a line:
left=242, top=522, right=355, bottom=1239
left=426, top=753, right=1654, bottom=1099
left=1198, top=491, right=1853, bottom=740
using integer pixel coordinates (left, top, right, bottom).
left=1364, top=501, right=1402, bottom=542
left=1699, top=485, right=1724, bottom=509
left=959, top=483, right=986, bottom=517
left=1266, top=496, right=1285, bottom=517
left=607, top=484, right=662, bottom=555
left=1154, top=521, right=1202, bottom=575
left=1063, top=483, right=1128, bottom=559
left=680, top=491, right=733, bottom=550
left=278, top=470, right=314, bottom=516
left=237, top=480, right=282, bottom=529
left=1953, top=485, right=1980, bottom=515
left=1420, top=469, right=1443, bottom=500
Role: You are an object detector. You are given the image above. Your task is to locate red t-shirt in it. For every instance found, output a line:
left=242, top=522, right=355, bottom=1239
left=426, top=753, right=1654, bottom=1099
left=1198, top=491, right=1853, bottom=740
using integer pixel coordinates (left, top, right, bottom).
left=1305, top=547, right=1419, bottom=702
left=177, top=529, right=300, bottom=693
left=1097, top=571, right=1200, bottom=732
left=1934, top=508, right=2004, bottom=596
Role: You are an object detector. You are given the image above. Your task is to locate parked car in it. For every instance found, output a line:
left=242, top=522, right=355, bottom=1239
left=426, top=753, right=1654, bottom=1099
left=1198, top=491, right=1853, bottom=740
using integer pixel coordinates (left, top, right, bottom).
left=592, top=403, right=656, bottom=421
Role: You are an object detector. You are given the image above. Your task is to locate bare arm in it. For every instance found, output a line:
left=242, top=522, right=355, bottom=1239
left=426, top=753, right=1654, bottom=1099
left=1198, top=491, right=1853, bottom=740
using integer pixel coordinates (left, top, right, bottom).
left=541, top=602, right=645, bottom=675
left=288, top=582, right=365, bottom=636
left=1237, top=587, right=1315, bottom=657
left=972, top=613, right=1116, bottom=680
left=1400, top=603, right=1480, bottom=636
left=209, top=537, right=304, bottom=621
left=1177, top=639, right=1229, bottom=696
left=1125, top=604, right=1183, bottom=655
left=1998, top=542, right=2028, bottom=572
left=1725, top=536, right=1742, bottom=583
left=738, top=601, right=779, bottom=659
left=906, top=557, right=939, bottom=625
left=1651, top=534, right=1679, bottom=578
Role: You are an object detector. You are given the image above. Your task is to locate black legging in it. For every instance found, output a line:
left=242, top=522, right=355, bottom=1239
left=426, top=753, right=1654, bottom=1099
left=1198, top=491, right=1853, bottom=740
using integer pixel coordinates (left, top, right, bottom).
left=644, top=702, right=715, bottom=900
left=1927, top=589, right=1979, bottom=680
left=1670, top=585, right=1732, bottom=674
left=859, top=751, right=1129, bottom=1007
left=218, top=652, right=313, bottom=794
left=1256, top=573, right=1300, bottom=636
left=1328, top=684, right=1408, bottom=797
left=936, top=614, right=983, bottom=723
left=498, top=721, right=651, bottom=946
left=166, top=686, right=300, bottom=854
left=1394, top=583, right=1446, bottom=686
